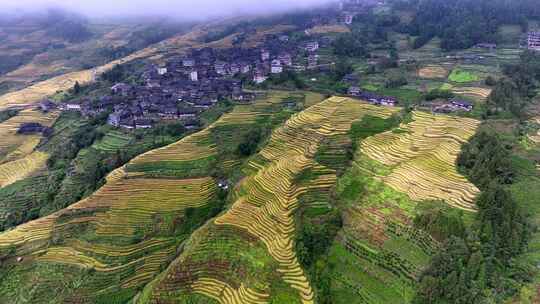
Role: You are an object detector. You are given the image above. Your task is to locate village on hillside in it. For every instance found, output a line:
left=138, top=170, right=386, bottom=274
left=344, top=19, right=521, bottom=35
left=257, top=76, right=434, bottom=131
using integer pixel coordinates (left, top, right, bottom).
left=29, top=0, right=396, bottom=131
left=23, top=0, right=540, bottom=133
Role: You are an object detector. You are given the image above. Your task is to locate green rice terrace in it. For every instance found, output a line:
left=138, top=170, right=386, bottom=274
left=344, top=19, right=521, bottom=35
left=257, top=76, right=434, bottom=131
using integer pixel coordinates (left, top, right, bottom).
left=448, top=69, right=480, bottom=84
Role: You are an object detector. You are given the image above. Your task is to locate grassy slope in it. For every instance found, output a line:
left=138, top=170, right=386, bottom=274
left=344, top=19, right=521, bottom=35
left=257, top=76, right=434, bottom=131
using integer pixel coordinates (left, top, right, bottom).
left=448, top=68, right=480, bottom=83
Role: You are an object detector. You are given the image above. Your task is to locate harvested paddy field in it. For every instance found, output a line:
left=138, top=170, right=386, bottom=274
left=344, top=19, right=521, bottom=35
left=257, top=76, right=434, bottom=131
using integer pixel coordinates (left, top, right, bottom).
left=452, top=86, right=492, bottom=102
left=307, top=25, right=350, bottom=34
left=417, top=65, right=448, bottom=79
left=0, top=109, right=59, bottom=186
left=0, top=151, right=48, bottom=188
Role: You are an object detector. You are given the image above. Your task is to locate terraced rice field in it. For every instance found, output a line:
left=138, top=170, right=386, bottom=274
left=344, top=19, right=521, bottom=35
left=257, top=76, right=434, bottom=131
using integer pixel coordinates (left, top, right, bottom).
left=329, top=108, right=480, bottom=303
left=0, top=71, right=95, bottom=111
left=0, top=154, right=217, bottom=252
left=529, top=117, right=540, bottom=144
left=417, top=65, right=448, bottom=79
left=452, top=86, right=492, bottom=102
left=307, top=25, right=350, bottom=34
left=0, top=108, right=59, bottom=160
left=0, top=151, right=48, bottom=188
left=0, top=121, right=220, bottom=301
left=129, top=92, right=295, bottom=169
left=361, top=111, right=481, bottom=211
left=141, top=97, right=398, bottom=304
left=0, top=90, right=308, bottom=303
left=0, top=108, right=59, bottom=187
left=402, top=38, right=443, bottom=62
left=92, top=130, right=132, bottom=152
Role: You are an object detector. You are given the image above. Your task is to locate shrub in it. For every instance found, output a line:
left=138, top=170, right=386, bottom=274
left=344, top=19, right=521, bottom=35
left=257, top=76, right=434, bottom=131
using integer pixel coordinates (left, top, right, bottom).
left=384, top=73, right=409, bottom=88
left=425, top=89, right=454, bottom=101
left=236, top=128, right=264, bottom=156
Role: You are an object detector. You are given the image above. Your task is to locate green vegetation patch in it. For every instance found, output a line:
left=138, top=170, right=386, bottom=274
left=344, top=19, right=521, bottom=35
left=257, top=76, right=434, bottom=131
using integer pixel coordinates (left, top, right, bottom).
left=0, top=175, right=52, bottom=231
left=362, top=84, right=379, bottom=91
left=92, top=130, right=132, bottom=152
left=0, top=109, right=19, bottom=123
left=448, top=69, right=479, bottom=83
left=378, top=87, right=423, bottom=104
left=126, top=156, right=217, bottom=178
left=327, top=242, right=415, bottom=304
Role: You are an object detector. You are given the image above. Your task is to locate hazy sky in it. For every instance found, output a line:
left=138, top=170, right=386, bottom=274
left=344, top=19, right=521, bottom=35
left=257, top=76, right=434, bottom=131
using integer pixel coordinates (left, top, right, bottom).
left=1, top=0, right=336, bottom=19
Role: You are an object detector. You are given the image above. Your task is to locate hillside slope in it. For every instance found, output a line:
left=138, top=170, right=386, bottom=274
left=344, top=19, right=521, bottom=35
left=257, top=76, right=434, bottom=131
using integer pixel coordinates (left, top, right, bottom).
left=137, top=97, right=399, bottom=303
left=329, top=110, right=480, bottom=303
left=0, top=20, right=250, bottom=188
left=0, top=91, right=321, bottom=303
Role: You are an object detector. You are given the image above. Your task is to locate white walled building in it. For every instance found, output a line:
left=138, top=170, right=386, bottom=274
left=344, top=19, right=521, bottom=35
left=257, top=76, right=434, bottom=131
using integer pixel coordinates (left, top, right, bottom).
left=190, top=70, right=198, bottom=81
left=528, top=32, right=540, bottom=51
left=271, top=60, right=283, bottom=74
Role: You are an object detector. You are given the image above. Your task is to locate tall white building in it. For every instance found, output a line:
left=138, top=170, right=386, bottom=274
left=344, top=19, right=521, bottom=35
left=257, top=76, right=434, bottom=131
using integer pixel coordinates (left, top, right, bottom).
left=271, top=60, right=283, bottom=74
left=190, top=70, right=198, bottom=82
left=157, top=67, right=168, bottom=75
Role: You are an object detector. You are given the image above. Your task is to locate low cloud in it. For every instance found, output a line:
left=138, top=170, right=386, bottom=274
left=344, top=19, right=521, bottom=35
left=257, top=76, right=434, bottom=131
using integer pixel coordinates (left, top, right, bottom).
left=1, top=0, right=336, bottom=20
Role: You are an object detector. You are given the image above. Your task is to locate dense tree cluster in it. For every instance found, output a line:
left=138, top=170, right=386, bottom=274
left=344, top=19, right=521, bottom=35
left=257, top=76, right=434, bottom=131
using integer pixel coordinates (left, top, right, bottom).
left=331, top=10, right=398, bottom=59
left=296, top=208, right=342, bottom=304
left=47, top=20, right=92, bottom=43
left=332, top=33, right=369, bottom=58
left=384, top=73, right=409, bottom=88
left=268, top=71, right=307, bottom=89
left=0, top=109, right=19, bottom=124
left=425, top=89, right=454, bottom=101
left=457, top=131, right=515, bottom=188
left=487, top=51, right=540, bottom=118
left=401, top=0, right=539, bottom=51
left=97, top=24, right=184, bottom=61
left=101, top=64, right=127, bottom=83
left=414, top=202, right=466, bottom=241
left=236, top=128, right=264, bottom=156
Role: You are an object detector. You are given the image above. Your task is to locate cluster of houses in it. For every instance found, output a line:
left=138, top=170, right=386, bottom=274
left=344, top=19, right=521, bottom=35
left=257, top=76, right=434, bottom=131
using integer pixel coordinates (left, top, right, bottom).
left=30, top=3, right=407, bottom=132
left=41, top=33, right=329, bottom=130
left=475, top=32, right=540, bottom=52
left=429, top=100, right=474, bottom=113
left=155, top=35, right=326, bottom=87
left=56, top=74, right=250, bottom=130
left=347, top=86, right=398, bottom=106
left=346, top=86, right=474, bottom=113
left=528, top=32, right=540, bottom=51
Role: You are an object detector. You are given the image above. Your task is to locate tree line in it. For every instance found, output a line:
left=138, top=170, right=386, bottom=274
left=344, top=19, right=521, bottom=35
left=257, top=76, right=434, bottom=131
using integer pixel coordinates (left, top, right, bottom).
left=487, top=51, right=540, bottom=119
left=397, top=0, right=539, bottom=51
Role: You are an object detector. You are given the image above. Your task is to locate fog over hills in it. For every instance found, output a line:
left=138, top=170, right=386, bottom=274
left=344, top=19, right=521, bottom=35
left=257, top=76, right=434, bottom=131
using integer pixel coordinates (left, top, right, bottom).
left=0, top=0, right=336, bottom=20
